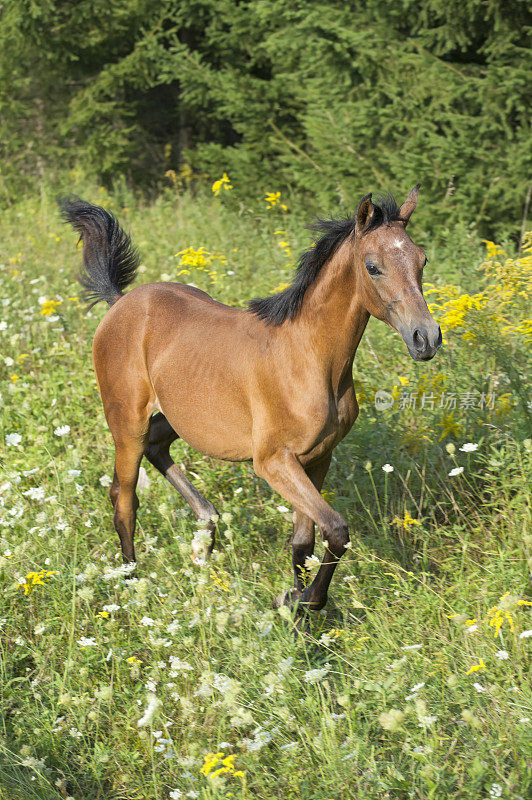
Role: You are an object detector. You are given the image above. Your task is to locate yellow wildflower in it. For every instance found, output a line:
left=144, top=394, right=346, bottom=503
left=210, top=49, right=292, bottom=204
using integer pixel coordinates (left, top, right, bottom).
left=269, top=282, right=291, bottom=294
left=437, top=410, right=464, bottom=440
left=19, top=570, right=58, bottom=596
left=265, top=191, right=288, bottom=211
left=212, top=173, right=232, bottom=196
left=210, top=568, right=230, bottom=592
left=392, top=510, right=421, bottom=530
left=40, top=298, right=62, bottom=316
left=201, top=752, right=244, bottom=780
left=466, top=659, right=485, bottom=675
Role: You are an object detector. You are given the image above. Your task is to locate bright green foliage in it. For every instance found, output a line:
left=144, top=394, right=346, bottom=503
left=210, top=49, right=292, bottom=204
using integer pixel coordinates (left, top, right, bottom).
left=0, top=1, right=530, bottom=235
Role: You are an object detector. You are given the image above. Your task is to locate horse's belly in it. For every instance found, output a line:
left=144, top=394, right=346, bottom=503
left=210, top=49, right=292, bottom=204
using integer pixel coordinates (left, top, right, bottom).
left=167, top=416, right=252, bottom=461
left=153, top=384, right=253, bottom=462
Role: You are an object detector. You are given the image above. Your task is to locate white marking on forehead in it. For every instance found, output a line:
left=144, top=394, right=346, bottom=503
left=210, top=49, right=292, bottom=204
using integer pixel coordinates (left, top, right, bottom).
left=393, top=238, right=405, bottom=249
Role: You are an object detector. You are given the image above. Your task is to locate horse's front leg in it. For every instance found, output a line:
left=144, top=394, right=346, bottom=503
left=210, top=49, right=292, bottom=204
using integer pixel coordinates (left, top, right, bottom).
left=254, top=450, right=348, bottom=612
left=291, top=456, right=331, bottom=591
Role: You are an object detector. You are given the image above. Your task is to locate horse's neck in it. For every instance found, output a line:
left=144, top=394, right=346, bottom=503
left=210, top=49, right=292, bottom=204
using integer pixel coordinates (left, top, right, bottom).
left=292, top=242, right=370, bottom=388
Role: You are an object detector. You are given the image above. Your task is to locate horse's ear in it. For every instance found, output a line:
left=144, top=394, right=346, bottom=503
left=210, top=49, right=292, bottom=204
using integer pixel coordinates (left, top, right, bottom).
left=356, top=193, right=375, bottom=233
left=399, top=183, right=421, bottom=225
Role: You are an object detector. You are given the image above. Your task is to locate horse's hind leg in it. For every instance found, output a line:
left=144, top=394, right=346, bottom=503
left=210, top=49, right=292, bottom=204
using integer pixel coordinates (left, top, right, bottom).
left=108, top=410, right=150, bottom=563
left=146, top=412, right=218, bottom=554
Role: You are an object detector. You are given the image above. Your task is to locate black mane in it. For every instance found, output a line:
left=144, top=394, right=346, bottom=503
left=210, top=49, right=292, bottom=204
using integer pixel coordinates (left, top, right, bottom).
left=248, top=193, right=401, bottom=326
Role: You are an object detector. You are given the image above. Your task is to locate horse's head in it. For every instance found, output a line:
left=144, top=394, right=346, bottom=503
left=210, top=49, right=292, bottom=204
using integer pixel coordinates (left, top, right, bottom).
left=355, top=185, right=441, bottom=361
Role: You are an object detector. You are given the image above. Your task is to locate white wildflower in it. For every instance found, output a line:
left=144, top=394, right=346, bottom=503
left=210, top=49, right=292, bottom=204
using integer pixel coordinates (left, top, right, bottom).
left=140, top=616, right=155, bottom=627
left=102, top=562, right=137, bottom=580
left=304, top=554, right=321, bottom=572
left=406, top=681, right=426, bottom=698
left=23, top=487, right=45, bottom=501
left=77, top=636, right=98, bottom=647
left=519, top=630, right=532, bottom=639
left=303, top=663, right=331, bottom=683
left=488, top=784, right=503, bottom=798
left=169, top=657, right=193, bottom=676
left=21, top=755, right=46, bottom=771
left=276, top=505, right=290, bottom=513
left=460, top=443, right=478, bottom=452
left=5, top=433, right=22, bottom=447
left=382, top=463, right=394, bottom=473
left=99, top=474, right=112, bottom=487
left=77, top=586, right=94, bottom=602
left=241, top=726, right=273, bottom=751
left=191, top=528, right=212, bottom=565
left=495, top=650, right=509, bottom=660
left=137, top=693, right=161, bottom=727
left=448, top=467, right=464, bottom=477
left=167, top=620, right=181, bottom=635
left=473, top=682, right=486, bottom=693
left=102, top=603, right=120, bottom=613
left=54, top=425, right=70, bottom=437
left=401, top=644, right=422, bottom=651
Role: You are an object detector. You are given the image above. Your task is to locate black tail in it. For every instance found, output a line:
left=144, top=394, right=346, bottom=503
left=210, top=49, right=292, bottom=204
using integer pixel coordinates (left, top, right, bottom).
left=58, top=196, right=140, bottom=309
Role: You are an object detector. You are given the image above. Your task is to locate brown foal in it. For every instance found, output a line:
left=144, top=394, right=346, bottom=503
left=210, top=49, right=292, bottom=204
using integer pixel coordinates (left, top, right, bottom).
left=60, top=185, right=441, bottom=612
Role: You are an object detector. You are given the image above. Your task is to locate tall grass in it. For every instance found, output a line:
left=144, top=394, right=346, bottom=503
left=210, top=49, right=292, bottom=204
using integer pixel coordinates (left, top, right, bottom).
left=0, top=182, right=530, bottom=800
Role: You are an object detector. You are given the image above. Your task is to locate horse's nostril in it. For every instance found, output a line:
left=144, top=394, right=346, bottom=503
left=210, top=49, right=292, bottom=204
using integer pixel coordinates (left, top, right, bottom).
left=413, top=328, right=427, bottom=351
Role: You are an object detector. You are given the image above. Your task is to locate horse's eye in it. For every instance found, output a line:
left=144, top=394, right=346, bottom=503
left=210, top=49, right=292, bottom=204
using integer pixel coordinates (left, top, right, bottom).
left=365, top=262, right=381, bottom=276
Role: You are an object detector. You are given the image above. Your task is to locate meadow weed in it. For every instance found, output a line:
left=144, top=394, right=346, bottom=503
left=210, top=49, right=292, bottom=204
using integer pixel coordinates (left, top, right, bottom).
left=0, top=182, right=530, bottom=799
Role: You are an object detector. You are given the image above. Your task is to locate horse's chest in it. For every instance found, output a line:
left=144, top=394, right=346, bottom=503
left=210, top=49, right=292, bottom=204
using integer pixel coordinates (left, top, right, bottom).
left=299, top=386, right=358, bottom=463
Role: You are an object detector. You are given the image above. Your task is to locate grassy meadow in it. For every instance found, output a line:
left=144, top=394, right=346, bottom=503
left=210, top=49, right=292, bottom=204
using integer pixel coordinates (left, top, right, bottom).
left=0, top=181, right=531, bottom=800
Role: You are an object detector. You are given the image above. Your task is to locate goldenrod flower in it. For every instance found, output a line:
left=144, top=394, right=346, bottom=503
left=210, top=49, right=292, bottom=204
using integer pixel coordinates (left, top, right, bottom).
left=200, top=751, right=244, bottom=780
left=212, top=173, right=232, bottom=196
left=269, top=282, right=291, bottom=294
left=19, top=570, right=58, bottom=596
left=40, top=298, right=62, bottom=316
left=265, top=191, right=287, bottom=211
left=466, top=659, right=485, bottom=674
left=392, top=510, right=421, bottom=530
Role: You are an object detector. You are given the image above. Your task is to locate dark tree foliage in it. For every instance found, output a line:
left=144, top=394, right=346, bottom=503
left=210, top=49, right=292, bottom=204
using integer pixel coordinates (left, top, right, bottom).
left=0, top=0, right=530, bottom=235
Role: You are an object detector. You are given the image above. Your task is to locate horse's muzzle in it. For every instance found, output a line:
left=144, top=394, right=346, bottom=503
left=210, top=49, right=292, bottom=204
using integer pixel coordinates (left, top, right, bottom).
left=404, top=323, right=442, bottom=361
